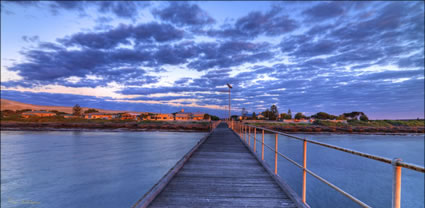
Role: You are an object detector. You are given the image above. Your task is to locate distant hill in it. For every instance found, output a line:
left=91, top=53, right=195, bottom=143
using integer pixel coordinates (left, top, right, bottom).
left=0, top=99, right=146, bottom=114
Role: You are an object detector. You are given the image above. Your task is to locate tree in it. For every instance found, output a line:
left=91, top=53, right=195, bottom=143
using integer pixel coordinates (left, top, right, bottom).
left=336, top=115, right=346, bottom=120
left=72, top=104, right=82, bottom=116
left=360, top=114, right=369, bottom=121
left=241, top=108, right=247, bottom=117
left=280, top=113, right=291, bottom=119
left=210, top=115, right=220, bottom=121
left=84, top=108, right=99, bottom=114
left=287, top=109, right=292, bottom=119
left=294, top=112, right=305, bottom=120
left=252, top=112, right=257, bottom=120
left=343, top=112, right=365, bottom=120
left=203, top=114, right=210, bottom=120
left=311, top=112, right=337, bottom=120
left=270, top=105, right=279, bottom=120
left=262, top=109, right=271, bottom=120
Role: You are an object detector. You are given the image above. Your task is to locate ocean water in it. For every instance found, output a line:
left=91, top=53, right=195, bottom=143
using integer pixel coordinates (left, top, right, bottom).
left=0, top=131, right=207, bottom=208
left=251, top=133, right=424, bottom=208
left=1, top=131, right=423, bottom=208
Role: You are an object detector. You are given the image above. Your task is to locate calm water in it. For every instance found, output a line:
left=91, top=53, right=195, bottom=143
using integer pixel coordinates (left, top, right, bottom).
left=253, top=133, right=424, bottom=208
left=1, top=131, right=206, bottom=208
left=1, top=131, right=424, bottom=208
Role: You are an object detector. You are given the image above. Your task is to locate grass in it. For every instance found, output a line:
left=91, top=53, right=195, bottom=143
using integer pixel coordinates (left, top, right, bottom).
left=247, top=119, right=424, bottom=128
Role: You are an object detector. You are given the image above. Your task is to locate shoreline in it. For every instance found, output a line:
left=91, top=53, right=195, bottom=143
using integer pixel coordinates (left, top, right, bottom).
left=1, top=122, right=424, bottom=135
left=0, top=127, right=208, bottom=133
left=0, top=121, right=211, bottom=132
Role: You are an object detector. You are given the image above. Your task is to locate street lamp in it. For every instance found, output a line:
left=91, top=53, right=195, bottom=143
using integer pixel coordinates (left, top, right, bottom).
left=226, top=83, right=232, bottom=121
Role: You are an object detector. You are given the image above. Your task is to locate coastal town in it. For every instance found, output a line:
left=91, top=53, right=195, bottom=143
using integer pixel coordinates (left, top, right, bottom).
left=20, top=109, right=211, bottom=121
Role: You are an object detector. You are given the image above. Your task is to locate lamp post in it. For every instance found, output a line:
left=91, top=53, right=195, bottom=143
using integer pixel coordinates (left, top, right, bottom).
left=226, top=83, right=232, bottom=121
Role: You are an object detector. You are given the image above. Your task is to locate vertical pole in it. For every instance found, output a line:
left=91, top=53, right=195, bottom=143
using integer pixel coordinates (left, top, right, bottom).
left=274, top=133, right=278, bottom=175
left=244, top=125, right=246, bottom=142
left=248, top=126, right=251, bottom=146
left=242, top=125, right=244, bottom=141
left=261, top=129, right=265, bottom=160
left=302, top=139, right=307, bottom=204
left=254, top=128, right=256, bottom=153
left=392, top=158, right=402, bottom=208
left=228, top=88, right=231, bottom=120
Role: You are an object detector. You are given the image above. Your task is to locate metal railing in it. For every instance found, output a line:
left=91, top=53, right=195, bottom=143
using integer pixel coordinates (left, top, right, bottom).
left=210, top=120, right=221, bottom=131
left=226, top=120, right=425, bottom=208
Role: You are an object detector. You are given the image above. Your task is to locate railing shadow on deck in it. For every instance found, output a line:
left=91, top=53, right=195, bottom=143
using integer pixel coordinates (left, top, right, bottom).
left=226, top=120, right=425, bottom=208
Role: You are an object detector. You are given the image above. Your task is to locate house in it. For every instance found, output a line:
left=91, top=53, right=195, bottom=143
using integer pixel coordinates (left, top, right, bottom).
left=22, top=111, right=56, bottom=118
left=84, top=112, right=116, bottom=120
left=175, top=109, right=191, bottom=121
left=120, top=113, right=139, bottom=120
left=152, top=113, right=174, bottom=120
left=192, top=112, right=206, bottom=121
left=257, top=114, right=265, bottom=120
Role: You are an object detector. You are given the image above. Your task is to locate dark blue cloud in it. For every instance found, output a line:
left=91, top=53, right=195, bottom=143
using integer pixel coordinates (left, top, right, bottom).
left=152, top=2, right=215, bottom=27
left=207, top=6, right=297, bottom=39
left=59, top=22, right=184, bottom=49
left=3, top=1, right=149, bottom=19
left=303, top=2, right=345, bottom=21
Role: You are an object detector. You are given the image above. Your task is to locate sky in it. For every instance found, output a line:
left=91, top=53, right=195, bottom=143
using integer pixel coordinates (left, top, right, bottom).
left=0, top=1, right=424, bottom=119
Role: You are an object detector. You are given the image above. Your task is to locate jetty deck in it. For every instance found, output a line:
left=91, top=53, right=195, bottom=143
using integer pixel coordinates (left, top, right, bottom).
left=144, top=123, right=299, bottom=208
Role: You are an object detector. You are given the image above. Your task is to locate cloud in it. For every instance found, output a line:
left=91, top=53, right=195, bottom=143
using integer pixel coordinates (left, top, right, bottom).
left=303, top=2, right=345, bottom=21
left=2, top=2, right=424, bottom=118
left=187, top=40, right=273, bottom=71
left=207, top=6, right=297, bottom=39
left=22, top=35, right=39, bottom=43
left=152, top=2, right=215, bottom=27
left=59, top=22, right=184, bottom=49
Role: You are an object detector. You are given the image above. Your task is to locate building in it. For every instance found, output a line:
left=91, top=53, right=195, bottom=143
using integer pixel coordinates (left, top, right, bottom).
left=22, top=111, right=56, bottom=118
left=192, top=112, right=206, bottom=121
left=84, top=112, right=116, bottom=120
left=152, top=113, right=174, bottom=120
left=120, top=113, right=139, bottom=120
left=257, top=114, right=265, bottom=119
left=175, top=109, right=190, bottom=121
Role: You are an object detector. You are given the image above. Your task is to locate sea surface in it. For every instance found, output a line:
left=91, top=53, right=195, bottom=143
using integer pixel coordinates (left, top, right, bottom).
left=255, top=133, right=424, bottom=208
left=1, top=131, right=424, bottom=208
left=1, top=131, right=207, bottom=208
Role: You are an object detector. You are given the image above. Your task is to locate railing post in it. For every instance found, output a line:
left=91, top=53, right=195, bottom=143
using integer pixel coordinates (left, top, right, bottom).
left=254, top=128, right=256, bottom=153
left=244, top=125, right=246, bottom=142
left=302, top=139, right=307, bottom=204
left=248, top=126, right=251, bottom=146
left=392, top=158, right=402, bottom=208
left=261, top=129, right=265, bottom=160
left=274, top=133, right=278, bottom=175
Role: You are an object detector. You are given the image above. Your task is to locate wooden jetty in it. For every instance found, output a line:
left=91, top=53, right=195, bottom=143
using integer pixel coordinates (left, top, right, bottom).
left=133, top=122, right=304, bottom=208
left=133, top=121, right=425, bottom=208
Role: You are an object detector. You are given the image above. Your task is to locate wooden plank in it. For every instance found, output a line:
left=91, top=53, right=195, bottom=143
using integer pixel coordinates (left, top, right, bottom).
left=136, top=123, right=299, bottom=208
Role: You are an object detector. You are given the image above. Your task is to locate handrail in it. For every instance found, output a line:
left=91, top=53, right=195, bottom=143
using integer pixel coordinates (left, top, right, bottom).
left=226, top=120, right=425, bottom=208
left=245, top=124, right=425, bottom=173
